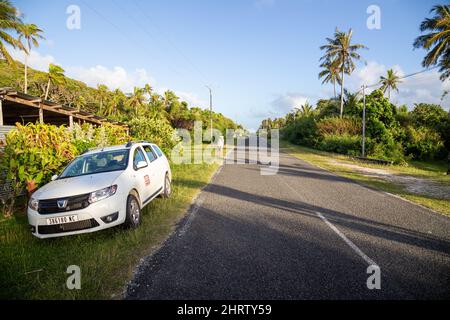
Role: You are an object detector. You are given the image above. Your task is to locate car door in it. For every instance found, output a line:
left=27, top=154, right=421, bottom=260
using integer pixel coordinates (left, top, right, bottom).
left=131, top=146, right=153, bottom=204
left=142, top=145, right=164, bottom=194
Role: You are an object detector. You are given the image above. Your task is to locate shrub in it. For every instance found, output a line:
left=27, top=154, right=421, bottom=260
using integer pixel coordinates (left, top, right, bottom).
left=71, top=123, right=129, bottom=154
left=128, top=113, right=177, bottom=155
left=282, top=116, right=318, bottom=147
left=0, top=123, right=77, bottom=216
left=404, top=126, right=446, bottom=160
left=410, top=103, right=447, bottom=129
left=316, top=116, right=361, bottom=136
left=317, top=134, right=361, bottom=155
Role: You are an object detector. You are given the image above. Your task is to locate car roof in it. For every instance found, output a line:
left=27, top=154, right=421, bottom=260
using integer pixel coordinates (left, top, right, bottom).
left=81, top=142, right=157, bottom=156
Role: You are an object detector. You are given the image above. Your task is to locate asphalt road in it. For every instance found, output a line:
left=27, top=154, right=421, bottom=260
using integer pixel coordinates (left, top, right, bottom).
left=126, top=146, right=450, bottom=299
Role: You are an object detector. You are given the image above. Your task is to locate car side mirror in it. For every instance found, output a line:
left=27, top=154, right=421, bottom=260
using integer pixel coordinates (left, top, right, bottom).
left=51, top=174, right=58, bottom=181
left=135, top=161, right=147, bottom=170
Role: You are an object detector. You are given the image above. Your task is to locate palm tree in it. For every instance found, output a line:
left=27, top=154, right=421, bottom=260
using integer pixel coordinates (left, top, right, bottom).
left=318, top=59, right=341, bottom=99
left=379, top=69, right=401, bottom=100
left=0, top=0, right=24, bottom=64
left=44, top=63, right=65, bottom=100
left=18, top=23, right=44, bottom=93
left=320, top=28, right=367, bottom=117
left=128, top=87, right=145, bottom=115
left=296, top=102, right=314, bottom=117
left=414, top=5, right=450, bottom=81
left=96, top=84, right=109, bottom=115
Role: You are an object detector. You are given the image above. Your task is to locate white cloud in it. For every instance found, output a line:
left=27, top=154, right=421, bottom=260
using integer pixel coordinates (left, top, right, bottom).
left=348, top=60, right=450, bottom=110
left=9, top=48, right=56, bottom=71
left=271, top=92, right=312, bottom=114
left=65, top=65, right=154, bottom=93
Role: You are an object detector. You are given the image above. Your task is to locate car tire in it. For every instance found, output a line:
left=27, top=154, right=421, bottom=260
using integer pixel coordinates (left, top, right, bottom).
left=161, top=173, right=172, bottom=198
left=124, top=194, right=141, bottom=229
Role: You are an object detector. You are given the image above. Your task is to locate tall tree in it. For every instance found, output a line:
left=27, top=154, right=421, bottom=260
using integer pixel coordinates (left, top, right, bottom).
left=320, top=28, right=367, bottom=117
left=318, top=59, right=341, bottom=99
left=96, top=84, right=109, bottom=115
left=128, top=87, right=145, bottom=116
left=0, top=0, right=23, bottom=64
left=18, top=23, right=44, bottom=93
left=44, top=63, right=65, bottom=100
left=380, top=69, right=402, bottom=100
left=414, top=5, right=450, bottom=81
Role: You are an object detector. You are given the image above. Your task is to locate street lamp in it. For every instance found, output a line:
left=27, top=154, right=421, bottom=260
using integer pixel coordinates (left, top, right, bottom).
left=362, top=84, right=366, bottom=158
left=206, top=85, right=213, bottom=141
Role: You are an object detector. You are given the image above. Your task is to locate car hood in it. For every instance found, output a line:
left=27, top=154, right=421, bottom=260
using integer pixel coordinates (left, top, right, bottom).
left=33, top=171, right=123, bottom=200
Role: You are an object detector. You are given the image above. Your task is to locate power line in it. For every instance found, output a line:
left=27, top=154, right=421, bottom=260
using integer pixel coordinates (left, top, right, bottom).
left=131, top=0, right=211, bottom=86
left=80, top=0, right=184, bottom=83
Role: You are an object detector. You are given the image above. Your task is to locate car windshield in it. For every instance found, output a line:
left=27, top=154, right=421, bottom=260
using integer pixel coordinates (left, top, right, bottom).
left=59, top=149, right=129, bottom=178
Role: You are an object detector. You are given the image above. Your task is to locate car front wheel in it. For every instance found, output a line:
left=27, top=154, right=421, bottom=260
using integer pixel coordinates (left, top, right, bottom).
left=124, top=194, right=141, bottom=229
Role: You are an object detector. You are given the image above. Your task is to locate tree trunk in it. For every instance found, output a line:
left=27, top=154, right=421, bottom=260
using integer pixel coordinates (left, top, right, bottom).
left=340, top=67, right=345, bottom=118
left=333, top=79, right=336, bottom=99
left=45, top=78, right=51, bottom=100
left=24, top=53, right=28, bottom=94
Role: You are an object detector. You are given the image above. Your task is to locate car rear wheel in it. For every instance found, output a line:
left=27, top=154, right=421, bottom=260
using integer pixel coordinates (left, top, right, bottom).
left=124, top=194, right=141, bottom=229
left=161, top=173, right=172, bottom=198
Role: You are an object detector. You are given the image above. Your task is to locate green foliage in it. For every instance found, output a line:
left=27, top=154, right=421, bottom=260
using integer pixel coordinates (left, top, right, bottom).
left=316, top=116, right=361, bottom=136
left=71, top=122, right=129, bottom=154
left=282, top=116, right=318, bottom=146
left=410, top=103, right=447, bottom=129
left=128, top=113, right=177, bottom=155
left=405, top=126, right=446, bottom=160
left=317, top=134, right=361, bottom=156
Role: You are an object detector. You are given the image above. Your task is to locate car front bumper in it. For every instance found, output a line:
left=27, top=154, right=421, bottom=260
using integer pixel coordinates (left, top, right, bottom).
left=27, top=193, right=127, bottom=239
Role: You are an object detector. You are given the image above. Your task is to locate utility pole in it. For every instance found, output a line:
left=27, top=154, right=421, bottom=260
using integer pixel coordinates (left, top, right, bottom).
left=362, top=84, right=366, bottom=158
left=206, top=86, right=213, bottom=141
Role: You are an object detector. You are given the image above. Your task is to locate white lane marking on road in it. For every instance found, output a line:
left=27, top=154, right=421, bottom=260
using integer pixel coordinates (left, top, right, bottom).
left=315, top=211, right=377, bottom=266
left=280, top=178, right=378, bottom=267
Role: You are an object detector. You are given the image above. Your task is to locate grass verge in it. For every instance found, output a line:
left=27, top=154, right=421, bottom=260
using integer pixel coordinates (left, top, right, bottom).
left=281, top=141, right=450, bottom=216
left=0, top=161, right=221, bottom=299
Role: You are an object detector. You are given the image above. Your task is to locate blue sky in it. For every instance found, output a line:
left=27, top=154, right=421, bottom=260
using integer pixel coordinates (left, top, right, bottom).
left=11, top=0, right=449, bottom=129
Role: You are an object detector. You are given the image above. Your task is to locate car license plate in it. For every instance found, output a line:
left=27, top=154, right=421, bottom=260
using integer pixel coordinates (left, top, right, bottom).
left=46, top=215, right=79, bottom=225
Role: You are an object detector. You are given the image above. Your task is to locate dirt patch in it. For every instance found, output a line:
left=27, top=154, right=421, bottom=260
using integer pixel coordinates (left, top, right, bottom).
left=328, top=160, right=450, bottom=200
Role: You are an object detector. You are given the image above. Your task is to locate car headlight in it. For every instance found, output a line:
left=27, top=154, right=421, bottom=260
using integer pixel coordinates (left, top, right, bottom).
left=88, top=185, right=118, bottom=204
left=28, top=198, right=39, bottom=211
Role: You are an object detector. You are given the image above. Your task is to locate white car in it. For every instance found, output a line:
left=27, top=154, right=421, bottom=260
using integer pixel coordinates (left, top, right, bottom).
left=27, top=141, right=172, bottom=239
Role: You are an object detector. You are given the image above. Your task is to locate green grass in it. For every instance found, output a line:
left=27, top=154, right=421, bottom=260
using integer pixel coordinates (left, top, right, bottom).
left=281, top=141, right=450, bottom=216
left=0, top=161, right=221, bottom=299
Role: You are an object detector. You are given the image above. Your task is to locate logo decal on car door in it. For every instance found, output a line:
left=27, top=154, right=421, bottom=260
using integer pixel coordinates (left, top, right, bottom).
left=144, top=175, right=150, bottom=186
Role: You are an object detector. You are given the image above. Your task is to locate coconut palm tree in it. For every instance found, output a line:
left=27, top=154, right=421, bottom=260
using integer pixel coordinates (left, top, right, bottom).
left=414, top=4, right=450, bottom=81
left=379, top=69, right=402, bottom=100
left=128, top=87, right=145, bottom=115
left=18, top=23, right=44, bottom=93
left=44, top=63, right=65, bottom=100
left=320, top=28, right=367, bottom=118
left=296, top=102, right=314, bottom=117
left=0, top=0, right=23, bottom=64
left=96, top=84, right=109, bottom=115
left=318, top=59, right=341, bottom=99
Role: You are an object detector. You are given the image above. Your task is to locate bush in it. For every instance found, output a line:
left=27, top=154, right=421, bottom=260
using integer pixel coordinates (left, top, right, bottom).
left=71, top=123, right=129, bottom=154
left=128, top=113, right=177, bottom=155
left=317, top=134, right=361, bottom=155
left=282, top=116, right=318, bottom=147
left=316, top=116, right=361, bottom=136
left=404, top=126, right=446, bottom=160
left=0, top=123, right=77, bottom=216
